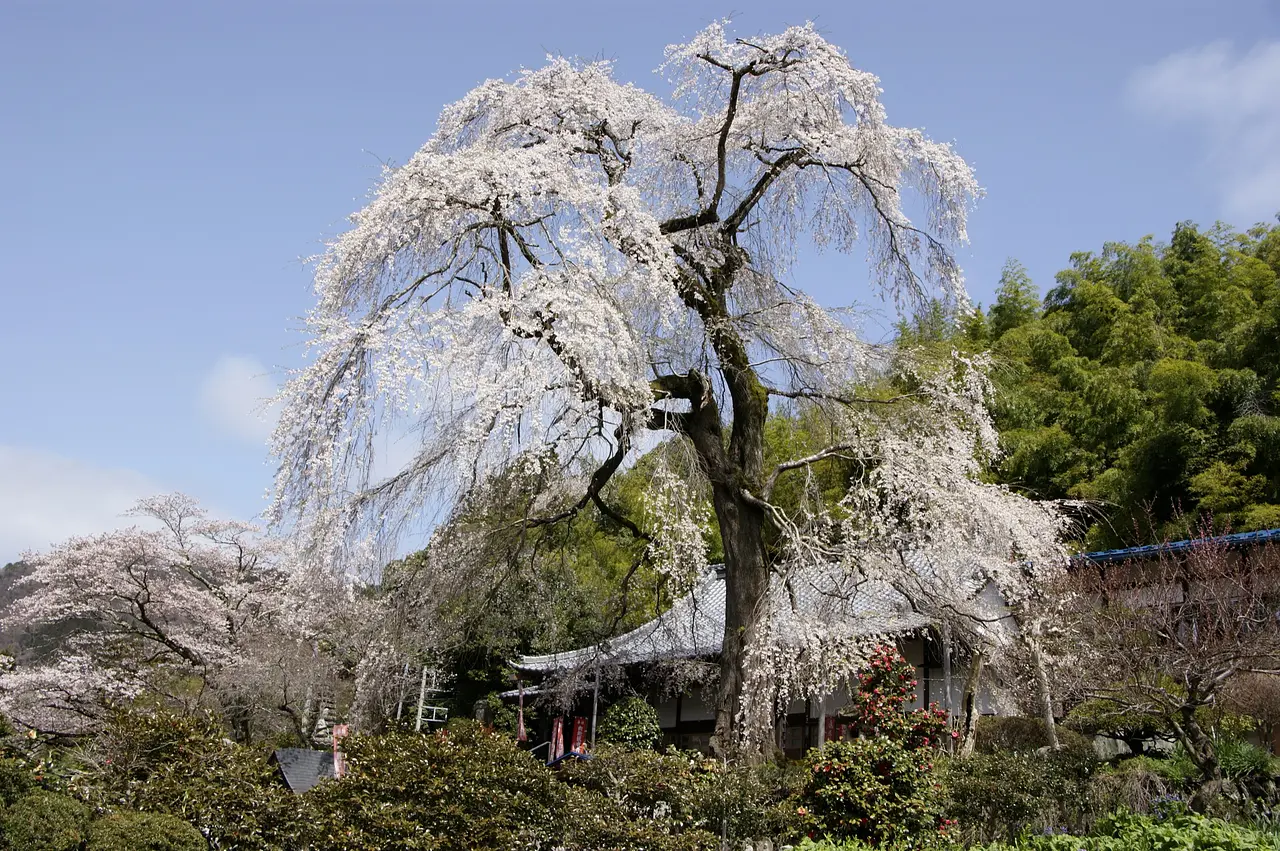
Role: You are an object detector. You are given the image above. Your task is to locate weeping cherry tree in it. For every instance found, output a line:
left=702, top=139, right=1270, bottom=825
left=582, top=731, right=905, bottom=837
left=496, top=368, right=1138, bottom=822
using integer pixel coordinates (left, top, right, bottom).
left=271, top=22, right=1067, bottom=754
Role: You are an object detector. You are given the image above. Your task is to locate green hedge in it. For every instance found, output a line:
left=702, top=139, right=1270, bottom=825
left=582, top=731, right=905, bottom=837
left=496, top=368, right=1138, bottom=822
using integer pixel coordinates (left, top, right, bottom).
left=596, top=696, right=662, bottom=750
left=87, top=812, right=206, bottom=851
left=1, top=791, right=90, bottom=851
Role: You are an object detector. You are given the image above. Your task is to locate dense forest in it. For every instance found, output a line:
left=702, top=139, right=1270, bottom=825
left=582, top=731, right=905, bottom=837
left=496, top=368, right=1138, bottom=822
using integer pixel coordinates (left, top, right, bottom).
left=909, top=219, right=1280, bottom=549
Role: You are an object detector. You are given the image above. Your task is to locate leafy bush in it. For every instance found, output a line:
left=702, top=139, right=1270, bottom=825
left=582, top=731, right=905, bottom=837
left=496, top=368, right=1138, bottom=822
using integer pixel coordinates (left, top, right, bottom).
left=558, top=743, right=797, bottom=844
left=560, top=784, right=717, bottom=851
left=0, top=757, right=34, bottom=807
left=83, top=710, right=302, bottom=849
left=558, top=744, right=703, bottom=828
left=803, top=737, right=946, bottom=845
left=302, top=720, right=565, bottom=850
left=970, top=810, right=1280, bottom=849
left=942, top=736, right=1099, bottom=841
left=975, top=716, right=1058, bottom=754
left=1088, top=756, right=1186, bottom=818
left=798, top=646, right=949, bottom=845
left=1214, top=736, right=1276, bottom=781
left=0, top=790, right=90, bottom=851
left=596, top=696, right=662, bottom=749
left=87, top=811, right=206, bottom=851
left=942, top=752, right=1053, bottom=842
left=975, top=715, right=1093, bottom=756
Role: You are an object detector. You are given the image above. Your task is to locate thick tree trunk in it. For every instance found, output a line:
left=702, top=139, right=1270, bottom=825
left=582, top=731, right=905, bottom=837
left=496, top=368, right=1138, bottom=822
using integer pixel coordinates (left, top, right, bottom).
left=709, top=486, right=771, bottom=758
left=659, top=246, right=774, bottom=759
left=671, top=309, right=772, bottom=757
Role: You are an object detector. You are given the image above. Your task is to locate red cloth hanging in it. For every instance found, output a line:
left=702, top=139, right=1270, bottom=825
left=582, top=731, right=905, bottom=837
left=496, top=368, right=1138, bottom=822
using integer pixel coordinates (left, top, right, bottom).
left=550, top=717, right=564, bottom=761
left=571, top=717, right=587, bottom=752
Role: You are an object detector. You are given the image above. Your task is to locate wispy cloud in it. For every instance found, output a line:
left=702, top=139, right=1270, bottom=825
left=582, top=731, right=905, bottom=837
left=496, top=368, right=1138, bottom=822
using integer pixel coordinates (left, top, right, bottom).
left=1128, top=40, right=1280, bottom=222
left=0, top=446, right=160, bottom=561
left=198, top=355, right=281, bottom=445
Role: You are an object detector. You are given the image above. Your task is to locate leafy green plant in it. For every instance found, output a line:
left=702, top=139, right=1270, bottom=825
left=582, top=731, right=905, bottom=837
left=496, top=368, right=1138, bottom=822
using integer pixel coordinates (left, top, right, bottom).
left=86, top=811, right=206, bottom=851
left=974, top=716, right=1061, bottom=754
left=942, top=752, right=1053, bottom=842
left=0, top=756, right=34, bottom=807
left=560, top=784, right=718, bottom=851
left=302, top=719, right=565, bottom=850
left=558, top=743, right=797, bottom=844
left=1214, top=736, right=1275, bottom=781
left=596, top=696, right=662, bottom=749
left=76, top=709, right=302, bottom=850
left=798, top=646, right=949, bottom=845
left=958, top=810, right=1280, bottom=850
left=1088, top=756, right=1189, bottom=818
left=0, top=791, right=91, bottom=851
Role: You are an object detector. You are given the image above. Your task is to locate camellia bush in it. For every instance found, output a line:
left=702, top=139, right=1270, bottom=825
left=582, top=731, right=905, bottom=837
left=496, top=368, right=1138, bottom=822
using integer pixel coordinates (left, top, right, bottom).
left=597, top=696, right=662, bottom=749
left=798, top=645, right=951, bottom=846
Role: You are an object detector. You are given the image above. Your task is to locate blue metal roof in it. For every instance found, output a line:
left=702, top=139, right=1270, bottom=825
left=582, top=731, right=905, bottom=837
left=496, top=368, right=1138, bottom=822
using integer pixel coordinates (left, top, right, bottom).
left=1075, top=528, right=1280, bottom=566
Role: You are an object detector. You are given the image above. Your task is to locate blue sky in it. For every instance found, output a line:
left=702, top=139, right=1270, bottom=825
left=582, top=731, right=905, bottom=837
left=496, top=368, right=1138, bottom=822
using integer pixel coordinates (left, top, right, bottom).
left=2, top=0, right=1278, bottom=561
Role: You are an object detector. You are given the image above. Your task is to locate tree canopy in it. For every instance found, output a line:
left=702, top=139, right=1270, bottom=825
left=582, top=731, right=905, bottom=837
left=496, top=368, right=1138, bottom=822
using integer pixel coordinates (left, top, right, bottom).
left=963, top=221, right=1280, bottom=548
left=270, top=21, right=1066, bottom=754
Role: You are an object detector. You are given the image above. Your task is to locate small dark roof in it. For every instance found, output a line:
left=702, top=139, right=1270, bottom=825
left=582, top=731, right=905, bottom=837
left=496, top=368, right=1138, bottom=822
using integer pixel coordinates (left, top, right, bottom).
left=270, top=748, right=335, bottom=793
left=546, top=750, right=592, bottom=767
left=1075, top=528, right=1280, bottom=566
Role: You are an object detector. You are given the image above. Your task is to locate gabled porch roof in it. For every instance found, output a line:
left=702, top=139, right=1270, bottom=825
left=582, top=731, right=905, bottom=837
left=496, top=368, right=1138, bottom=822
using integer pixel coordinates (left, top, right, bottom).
left=515, top=564, right=934, bottom=674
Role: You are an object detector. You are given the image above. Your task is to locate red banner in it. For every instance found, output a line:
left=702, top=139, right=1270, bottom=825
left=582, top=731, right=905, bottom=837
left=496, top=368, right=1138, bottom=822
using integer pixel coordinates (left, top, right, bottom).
left=571, top=717, right=587, bottom=753
left=550, top=717, right=564, bottom=761
left=332, top=723, right=350, bottom=779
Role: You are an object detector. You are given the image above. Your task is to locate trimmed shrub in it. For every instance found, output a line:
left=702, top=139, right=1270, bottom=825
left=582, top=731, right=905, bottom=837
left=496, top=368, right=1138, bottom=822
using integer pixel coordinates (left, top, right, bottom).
left=975, top=716, right=1057, bottom=754
left=596, top=696, right=662, bottom=749
left=975, top=715, right=1093, bottom=755
left=90, top=710, right=302, bottom=849
left=1, top=791, right=90, bottom=851
left=302, top=720, right=565, bottom=849
left=558, top=744, right=704, bottom=828
left=942, top=751, right=1053, bottom=842
left=558, top=743, right=796, bottom=845
left=87, top=811, right=205, bottom=851
left=560, top=784, right=718, bottom=851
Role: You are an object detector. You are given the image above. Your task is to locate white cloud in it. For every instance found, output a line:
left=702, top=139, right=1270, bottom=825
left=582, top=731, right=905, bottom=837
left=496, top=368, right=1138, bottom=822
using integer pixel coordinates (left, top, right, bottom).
left=197, top=355, right=281, bottom=445
left=0, top=446, right=161, bottom=561
left=1128, top=40, right=1280, bottom=222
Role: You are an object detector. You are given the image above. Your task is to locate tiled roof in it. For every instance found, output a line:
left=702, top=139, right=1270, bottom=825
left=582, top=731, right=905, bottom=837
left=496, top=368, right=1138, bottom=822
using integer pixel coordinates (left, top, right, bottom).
left=1075, top=528, right=1280, bottom=566
left=515, top=564, right=933, bottom=674
left=271, top=748, right=335, bottom=793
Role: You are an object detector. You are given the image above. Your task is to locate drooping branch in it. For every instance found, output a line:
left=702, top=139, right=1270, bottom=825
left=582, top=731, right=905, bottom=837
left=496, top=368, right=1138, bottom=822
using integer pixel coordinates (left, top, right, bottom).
left=763, top=443, right=859, bottom=501
left=764, top=387, right=925, bottom=407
